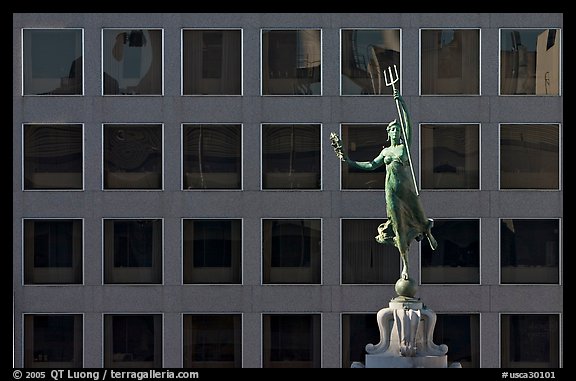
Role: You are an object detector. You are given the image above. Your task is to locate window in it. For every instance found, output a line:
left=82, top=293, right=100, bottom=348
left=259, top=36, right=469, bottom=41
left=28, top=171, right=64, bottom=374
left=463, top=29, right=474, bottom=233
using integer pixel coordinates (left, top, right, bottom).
left=263, top=314, right=321, bottom=368
left=420, top=29, right=480, bottom=95
left=23, top=29, right=83, bottom=95
left=103, top=124, right=163, bottom=190
left=262, top=124, right=321, bottom=190
left=183, top=219, right=242, bottom=284
left=182, top=30, right=242, bottom=95
left=183, top=314, right=242, bottom=368
left=341, top=29, right=400, bottom=95
left=434, top=314, right=480, bottom=368
left=182, top=124, right=241, bottom=189
left=262, top=30, right=321, bottom=95
left=104, top=314, right=162, bottom=368
left=501, top=314, right=559, bottom=368
left=500, top=29, right=560, bottom=95
left=501, top=219, right=559, bottom=284
left=341, top=219, right=400, bottom=284
left=24, top=314, right=83, bottom=367
left=24, top=219, right=82, bottom=284
left=421, top=219, right=480, bottom=284
left=104, top=219, right=162, bottom=284
left=102, top=29, right=162, bottom=95
left=421, top=124, right=479, bottom=189
left=341, top=124, right=387, bottom=189
left=500, top=124, right=559, bottom=189
left=341, top=314, right=380, bottom=368
left=262, top=219, right=321, bottom=284
left=23, top=124, right=83, bottom=190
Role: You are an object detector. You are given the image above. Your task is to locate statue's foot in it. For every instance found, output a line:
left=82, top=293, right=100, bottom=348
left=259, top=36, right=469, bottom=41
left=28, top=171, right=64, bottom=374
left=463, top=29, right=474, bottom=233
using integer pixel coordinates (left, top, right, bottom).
left=401, top=269, right=409, bottom=280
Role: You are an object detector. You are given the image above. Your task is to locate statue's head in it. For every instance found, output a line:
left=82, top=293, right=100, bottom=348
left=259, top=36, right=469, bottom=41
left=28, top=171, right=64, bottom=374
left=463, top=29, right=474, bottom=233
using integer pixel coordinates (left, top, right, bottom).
left=387, top=119, right=401, bottom=144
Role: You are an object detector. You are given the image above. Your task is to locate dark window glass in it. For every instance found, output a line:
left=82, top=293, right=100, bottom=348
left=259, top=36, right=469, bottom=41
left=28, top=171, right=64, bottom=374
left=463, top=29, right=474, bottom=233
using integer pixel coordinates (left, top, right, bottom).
left=262, top=124, right=321, bottom=190
left=24, top=315, right=83, bottom=367
left=24, top=220, right=82, bottom=284
left=341, top=124, right=387, bottom=189
left=103, top=29, right=162, bottom=95
left=421, top=29, right=480, bottom=95
left=183, top=219, right=242, bottom=284
left=501, top=314, right=559, bottom=367
left=501, top=219, right=559, bottom=284
left=421, top=124, right=479, bottom=189
left=104, top=315, right=162, bottom=368
left=183, top=315, right=242, bottom=368
left=23, top=29, right=83, bottom=95
left=500, top=29, right=560, bottom=95
left=104, top=219, right=162, bottom=284
left=500, top=124, right=559, bottom=189
left=182, top=124, right=241, bottom=189
left=103, top=124, right=162, bottom=190
left=341, top=314, right=380, bottom=368
left=434, top=314, right=480, bottom=368
left=182, top=30, right=241, bottom=95
left=341, top=29, right=400, bottom=95
left=263, top=314, right=321, bottom=368
left=24, top=124, right=83, bottom=190
left=342, top=219, right=399, bottom=284
left=262, top=30, right=321, bottom=95
left=421, top=219, right=480, bottom=284
left=263, top=219, right=321, bottom=284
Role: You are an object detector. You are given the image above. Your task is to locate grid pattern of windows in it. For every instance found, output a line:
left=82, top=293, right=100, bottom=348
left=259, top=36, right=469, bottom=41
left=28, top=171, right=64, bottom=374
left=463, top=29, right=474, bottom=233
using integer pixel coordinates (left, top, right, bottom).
left=14, top=14, right=562, bottom=368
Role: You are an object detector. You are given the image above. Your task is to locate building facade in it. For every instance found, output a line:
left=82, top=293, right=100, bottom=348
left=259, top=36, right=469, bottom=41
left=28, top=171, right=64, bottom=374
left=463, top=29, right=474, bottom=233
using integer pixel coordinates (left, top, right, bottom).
left=13, top=13, right=563, bottom=368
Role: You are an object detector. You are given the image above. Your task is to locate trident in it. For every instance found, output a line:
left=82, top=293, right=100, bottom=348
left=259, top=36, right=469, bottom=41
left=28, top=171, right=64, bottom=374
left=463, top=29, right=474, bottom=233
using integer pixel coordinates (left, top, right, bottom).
left=383, top=64, right=419, bottom=196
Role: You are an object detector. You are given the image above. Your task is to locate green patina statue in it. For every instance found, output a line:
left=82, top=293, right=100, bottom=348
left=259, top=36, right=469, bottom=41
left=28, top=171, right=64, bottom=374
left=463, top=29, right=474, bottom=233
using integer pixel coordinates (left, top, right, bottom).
left=330, top=87, right=437, bottom=285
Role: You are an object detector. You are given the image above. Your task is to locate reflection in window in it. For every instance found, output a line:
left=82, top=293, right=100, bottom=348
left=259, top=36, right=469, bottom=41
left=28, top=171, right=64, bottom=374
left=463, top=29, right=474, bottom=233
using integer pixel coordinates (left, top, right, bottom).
left=183, top=219, right=242, bottom=284
left=421, top=219, right=480, bottom=284
left=103, top=29, right=162, bottom=95
left=500, top=124, right=559, bottom=189
left=182, top=124, right=241, bottom=189
left=103, top=124, right=163, bottom=190
left=341, top=124, right=387, bottom=189
left=183, top=315, right=242, bottom=368
left=421, top=29, right=480, bottom=95
left=501, top=314, right=559, bottom=368
left=23, top=29, right=83, bottom=95
left=342, top=219, right=399, bottom=284
left=501, top=219, right=559, bottom=284
left=501, top=29, right=560, bottom=95
left=24, top=124, right=83, bottom=190
left=341, top=314, right=380, bottom=367
left=434, top=314, right=480, bottom=368
left=104, top=219, right=162, bottom=284
left=24, top=315, right=83, bottom=368
left=263, top=314, right=321, bottom=368
left=24, top=219, right=82, bottom=284
left=421, top=124, right=479, bottom=189
left=262, top=30, right=321, bottom=95
left=104, top=315, right=162, bottom=368
left=182, top=30, right=241, bottom=95
left=341, top=29, right=400, bottom=95
left=263, top=219, right=321, bottom=284
left=262, top=124, right=321, bottom=190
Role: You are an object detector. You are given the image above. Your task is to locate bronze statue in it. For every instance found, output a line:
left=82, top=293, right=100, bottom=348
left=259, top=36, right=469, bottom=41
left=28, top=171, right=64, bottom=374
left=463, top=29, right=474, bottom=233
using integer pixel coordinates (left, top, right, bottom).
left=331, top=68, right=437, bottom=282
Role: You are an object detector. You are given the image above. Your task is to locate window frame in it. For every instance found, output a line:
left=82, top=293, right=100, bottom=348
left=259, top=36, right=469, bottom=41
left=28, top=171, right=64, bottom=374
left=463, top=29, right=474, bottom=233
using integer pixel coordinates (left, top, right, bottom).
left=418, top=122, right=481, bottom=191
left=260, top=28, right=323, bottom=97
left=418, top=28, right=482, bottom=96
left=260, top=123, right=323, bottom=191
left=339, top=28, right=402, bottom=97
left=498, top=28, right=562, bottom=97
left=180, top=123, right=244, bottom=191
left=498, top=123, right=561, bottom=191
left=101, top=123, right=165, bottom=191
left=101, top=28, right=164, bottom=97
left=22, top=123, right=85, bottom=192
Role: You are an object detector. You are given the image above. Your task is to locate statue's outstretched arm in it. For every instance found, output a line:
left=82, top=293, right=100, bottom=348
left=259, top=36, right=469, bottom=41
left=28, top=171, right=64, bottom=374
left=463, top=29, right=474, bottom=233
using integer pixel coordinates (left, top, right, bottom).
left=346, top=152, right=385, bottom=171
left=394, top=90, right=412, bottom=146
